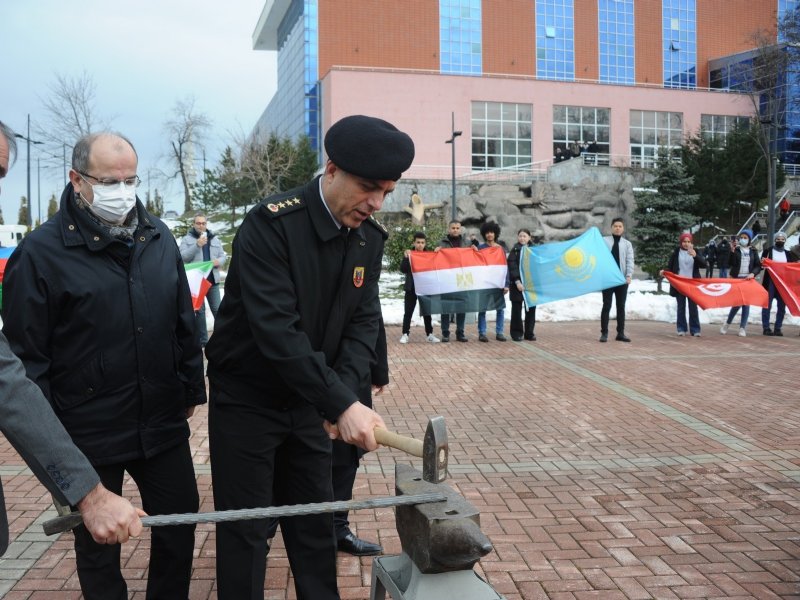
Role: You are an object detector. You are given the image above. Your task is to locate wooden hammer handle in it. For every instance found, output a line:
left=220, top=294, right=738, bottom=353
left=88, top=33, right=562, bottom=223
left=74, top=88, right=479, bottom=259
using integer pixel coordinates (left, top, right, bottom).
left=374, top=428, right=424, bottom=457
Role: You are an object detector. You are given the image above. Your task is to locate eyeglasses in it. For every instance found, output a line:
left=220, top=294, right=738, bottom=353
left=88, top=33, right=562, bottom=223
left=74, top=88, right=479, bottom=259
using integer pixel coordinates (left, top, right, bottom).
left=78, top=171, right=141, bottom=188
left=194, top=221, right=207, bottom=226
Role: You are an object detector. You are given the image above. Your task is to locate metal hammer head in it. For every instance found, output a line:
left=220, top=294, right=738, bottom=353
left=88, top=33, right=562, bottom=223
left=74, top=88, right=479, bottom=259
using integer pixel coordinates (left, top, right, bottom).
left=423, top=416, right=448, bottom=483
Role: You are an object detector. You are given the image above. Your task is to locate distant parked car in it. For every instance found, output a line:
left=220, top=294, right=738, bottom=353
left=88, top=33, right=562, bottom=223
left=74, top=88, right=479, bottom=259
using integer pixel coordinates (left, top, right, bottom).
left=164, top=210, right=179, bottom=219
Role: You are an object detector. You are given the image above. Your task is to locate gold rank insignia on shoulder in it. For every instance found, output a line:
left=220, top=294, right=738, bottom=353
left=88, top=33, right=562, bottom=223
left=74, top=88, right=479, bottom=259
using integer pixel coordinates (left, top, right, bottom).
left=369, top=215, right=388, bottom=233
left=264, top=197, right=304, bottom=217
left=353, top=266, right=365, bottom=288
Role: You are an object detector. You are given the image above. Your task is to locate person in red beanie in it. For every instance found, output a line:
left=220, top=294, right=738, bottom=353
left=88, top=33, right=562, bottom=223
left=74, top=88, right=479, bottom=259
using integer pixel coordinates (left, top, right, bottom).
left=660, top=232, right=706, bottom=336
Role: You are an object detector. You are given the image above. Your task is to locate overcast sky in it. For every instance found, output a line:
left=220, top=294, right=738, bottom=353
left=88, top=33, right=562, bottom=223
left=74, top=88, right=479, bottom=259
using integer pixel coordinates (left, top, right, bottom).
left=0, top=0, right=277, bottom=222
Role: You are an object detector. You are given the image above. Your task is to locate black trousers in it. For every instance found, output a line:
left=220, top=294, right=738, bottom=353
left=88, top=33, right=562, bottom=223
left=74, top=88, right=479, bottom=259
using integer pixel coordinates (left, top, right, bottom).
left=332, top=440, right=359, bottom=538
left=510, top=301, right=536, bottom=339
left=402, top=291, right=433, bottom=335
left=74, top=441, right=198, bottom=600
left=601, top=283, right=628, bottom=335
left=209, top=386, right=338, bottom=600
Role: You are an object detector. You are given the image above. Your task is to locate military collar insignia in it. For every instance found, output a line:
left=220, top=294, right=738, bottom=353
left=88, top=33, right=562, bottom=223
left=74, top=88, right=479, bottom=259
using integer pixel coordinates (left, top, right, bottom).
left=264, top=196, right=304, bottom=217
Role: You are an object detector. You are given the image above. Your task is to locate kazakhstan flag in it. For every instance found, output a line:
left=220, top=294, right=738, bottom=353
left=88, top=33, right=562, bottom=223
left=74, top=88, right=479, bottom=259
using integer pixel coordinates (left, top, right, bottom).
left=520, top=227, right=625, bottom=306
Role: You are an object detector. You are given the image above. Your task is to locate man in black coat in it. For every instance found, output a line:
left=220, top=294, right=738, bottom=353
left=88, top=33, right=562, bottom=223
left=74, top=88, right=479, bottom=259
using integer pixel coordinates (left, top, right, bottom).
left=2, top=132, right=205, bottom=600
left=0, top=121, right=142, bottom=555
left=205, top=115, right=414, bottom=600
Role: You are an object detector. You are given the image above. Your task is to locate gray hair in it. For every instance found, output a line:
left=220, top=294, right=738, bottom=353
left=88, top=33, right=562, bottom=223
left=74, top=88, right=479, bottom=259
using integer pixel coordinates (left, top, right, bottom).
left=0, top=120, right=18, bottom=166
left=72, top=131, right=138, bottom=172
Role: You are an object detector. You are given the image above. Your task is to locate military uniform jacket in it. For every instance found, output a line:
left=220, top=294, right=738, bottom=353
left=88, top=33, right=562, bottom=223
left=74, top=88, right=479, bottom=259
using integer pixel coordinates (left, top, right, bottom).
left=205, top=176, right=387, bottom=421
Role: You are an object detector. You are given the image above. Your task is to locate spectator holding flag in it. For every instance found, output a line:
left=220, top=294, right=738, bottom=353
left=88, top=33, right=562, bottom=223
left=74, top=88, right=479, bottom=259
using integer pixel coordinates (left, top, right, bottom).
left=180, top=212, right=226, bottom=348
left=720, top=229, right=761, bottom=337
left=507, top=228, right=537, bottom=341
left=437, top=220, right=471, bottom=342
left=399, top=232, right=440, bottom=344
left=476, top=222, right=509, bottom=342
left=660, top=232, right=706, bottom=337
left=761, top=231, right=795, bottom=336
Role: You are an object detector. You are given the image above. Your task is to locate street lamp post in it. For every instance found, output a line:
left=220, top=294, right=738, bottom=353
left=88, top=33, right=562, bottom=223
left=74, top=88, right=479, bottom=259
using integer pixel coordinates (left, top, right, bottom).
left=445, top=112, right=462, bottom=223
left=14, top=114, right=44, bottom=230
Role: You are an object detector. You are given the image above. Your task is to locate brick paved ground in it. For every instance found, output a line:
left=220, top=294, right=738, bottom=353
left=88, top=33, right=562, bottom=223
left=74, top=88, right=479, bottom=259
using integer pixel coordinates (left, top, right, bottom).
left=0, top=320, right=798, bottom=599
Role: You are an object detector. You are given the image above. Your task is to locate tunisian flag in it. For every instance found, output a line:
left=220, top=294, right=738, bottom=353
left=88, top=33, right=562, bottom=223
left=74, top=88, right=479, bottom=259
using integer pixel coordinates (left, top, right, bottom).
left=663, top=272, right=768, bottom=309
left=762, top=258, right=800, bottom=316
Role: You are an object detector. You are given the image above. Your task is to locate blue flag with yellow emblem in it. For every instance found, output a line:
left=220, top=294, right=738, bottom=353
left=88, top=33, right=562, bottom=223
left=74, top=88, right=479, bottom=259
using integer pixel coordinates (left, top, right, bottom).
left=519, top=227, right=625, bottom=307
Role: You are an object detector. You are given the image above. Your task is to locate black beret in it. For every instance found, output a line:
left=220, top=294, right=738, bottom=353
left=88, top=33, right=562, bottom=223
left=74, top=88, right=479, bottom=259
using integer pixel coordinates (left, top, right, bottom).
left=324, top=115, right=415, bottom=181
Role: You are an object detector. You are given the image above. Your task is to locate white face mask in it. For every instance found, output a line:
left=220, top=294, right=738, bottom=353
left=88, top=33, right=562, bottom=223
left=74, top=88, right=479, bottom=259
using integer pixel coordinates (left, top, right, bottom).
left=85, top=182, right=137, bottom=224
left=738, top=238, right=749, bottom=247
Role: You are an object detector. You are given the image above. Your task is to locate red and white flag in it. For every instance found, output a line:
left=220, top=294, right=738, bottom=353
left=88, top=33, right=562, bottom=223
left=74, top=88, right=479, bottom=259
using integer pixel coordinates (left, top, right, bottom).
left=762, top=258, right=800, bottom=316
left=663, top=272, right=768, bottom=310
left=184, top=261, right=213, bottom=311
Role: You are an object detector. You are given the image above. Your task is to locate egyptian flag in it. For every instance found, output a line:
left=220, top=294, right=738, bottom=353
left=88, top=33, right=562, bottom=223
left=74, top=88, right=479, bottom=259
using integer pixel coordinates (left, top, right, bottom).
left=762, top=258, right=800, bottom=316
left=184, top=261, right=213, bottom=311
left=663, top=272, right=769, bottom=309
left=0, top=247, right=14, bottom=310
left=410, top=246, right=507, bottom=316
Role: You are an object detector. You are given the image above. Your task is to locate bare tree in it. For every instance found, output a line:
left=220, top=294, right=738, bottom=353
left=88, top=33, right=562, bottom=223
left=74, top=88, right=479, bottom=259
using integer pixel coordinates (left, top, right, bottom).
left=235, top=129, right=318, bottom=199
left=163, top=97, right=211, bottom=214
left=35, top=72, right=112, bottom=181
left=744, top=28, right=793, bottom=241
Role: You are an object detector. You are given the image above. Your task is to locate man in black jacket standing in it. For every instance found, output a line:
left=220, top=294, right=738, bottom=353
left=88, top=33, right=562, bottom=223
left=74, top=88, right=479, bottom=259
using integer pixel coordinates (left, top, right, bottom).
left=438, top=220, right=471, bottom=342
left=0, top=121, right=143, bottom=555
left=206, top=115, right=414, bottom=600
left=2, top=132, right=205, bottom=599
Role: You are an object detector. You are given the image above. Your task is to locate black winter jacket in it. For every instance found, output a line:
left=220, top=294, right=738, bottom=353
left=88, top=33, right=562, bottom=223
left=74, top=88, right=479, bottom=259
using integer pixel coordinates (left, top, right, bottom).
left=506, top=241, right=533, bottom=303
left=760, top=245, right=795, bottom=288
left=666, top=246, right=707, bottom=297
left=1, top=185, right=206, bottom=465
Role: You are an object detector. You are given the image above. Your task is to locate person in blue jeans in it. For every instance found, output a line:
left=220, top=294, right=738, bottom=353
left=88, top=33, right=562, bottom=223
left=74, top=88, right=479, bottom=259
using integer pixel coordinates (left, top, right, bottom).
left=761, top=231, right=796, bottom=336
left=720, top=229, right=761, bottom=337
left=476, top=222, right=509, bottom=342
left=661, top=232, right=706, bottom=337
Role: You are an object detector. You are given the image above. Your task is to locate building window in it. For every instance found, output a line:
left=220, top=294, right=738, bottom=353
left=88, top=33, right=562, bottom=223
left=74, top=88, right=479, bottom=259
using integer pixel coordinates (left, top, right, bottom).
left=440, top=0, right=482, bottom=75
left=700, top=114, right=750, bottom=146
left=552, top=106, right=610, bottom=156
left=662, top=0, right=696, bottom=89
left=536, top=0, right=575, bottom=81
left=629, top=110, right=683, bottom=167
left=598, top=0, right=635, bottom=85
left=471, top=102, right=532, bottom=171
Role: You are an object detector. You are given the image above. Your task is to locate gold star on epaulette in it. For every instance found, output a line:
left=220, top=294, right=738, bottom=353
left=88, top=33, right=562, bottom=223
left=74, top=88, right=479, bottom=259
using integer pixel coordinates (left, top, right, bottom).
left=264, top=196, right=305, bottom=218
left=370, top=215, right=388, bottom=233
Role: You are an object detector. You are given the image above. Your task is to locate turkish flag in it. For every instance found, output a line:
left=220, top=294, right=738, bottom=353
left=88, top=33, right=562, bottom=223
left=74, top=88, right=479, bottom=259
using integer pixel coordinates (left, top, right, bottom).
left=663, top=272, right=769, bottom=309
left=762, top=258, right=800, bottom=316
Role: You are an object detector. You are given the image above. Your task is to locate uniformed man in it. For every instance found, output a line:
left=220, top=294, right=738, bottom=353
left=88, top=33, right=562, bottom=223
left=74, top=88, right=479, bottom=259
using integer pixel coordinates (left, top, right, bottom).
left=206, top=115, right=415, bottom=600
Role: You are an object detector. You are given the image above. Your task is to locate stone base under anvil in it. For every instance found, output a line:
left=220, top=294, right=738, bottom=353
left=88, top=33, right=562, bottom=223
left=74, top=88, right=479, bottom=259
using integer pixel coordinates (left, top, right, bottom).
left=370, top=553, right=506, bottom=600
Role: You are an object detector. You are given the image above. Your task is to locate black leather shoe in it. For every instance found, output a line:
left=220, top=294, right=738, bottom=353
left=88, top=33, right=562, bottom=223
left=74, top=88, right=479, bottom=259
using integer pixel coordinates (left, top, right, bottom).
left=774, top=329, right=783, bottom=336
left=512, top=336, right=523, bottom=341
left=496, top=333, right=507, bottom=341
left=615, top=334, right=631, bottom=342
left=599, top=333, right=608, bottom=342
left=478, top=334, right=489, bottom=342
left=441, top=333, right=450, bottom=343
left=763, top=328, right=773, bottom=336
left=524, top=334, right=536, bottom=341
left=457, top=334, right=469, bottom=342
left=337, top=532, right=382, bottom=556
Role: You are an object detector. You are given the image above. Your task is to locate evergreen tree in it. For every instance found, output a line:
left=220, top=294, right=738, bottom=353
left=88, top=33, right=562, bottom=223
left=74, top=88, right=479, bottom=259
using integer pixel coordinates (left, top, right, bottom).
left=632, top=153, right=699, bottom=291
left=47, top=194, right=58, bottom=219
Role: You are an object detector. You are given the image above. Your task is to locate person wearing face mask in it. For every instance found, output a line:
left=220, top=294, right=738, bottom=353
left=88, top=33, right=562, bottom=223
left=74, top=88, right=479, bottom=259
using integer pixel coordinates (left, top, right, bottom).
left=1, top=132, right=205, bottom=599
left=760, top=231, right=796, bottom=336
left=719, top=229, right=762, bottom=337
